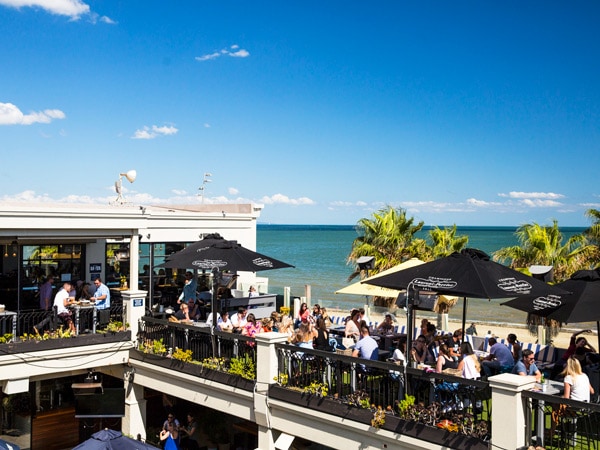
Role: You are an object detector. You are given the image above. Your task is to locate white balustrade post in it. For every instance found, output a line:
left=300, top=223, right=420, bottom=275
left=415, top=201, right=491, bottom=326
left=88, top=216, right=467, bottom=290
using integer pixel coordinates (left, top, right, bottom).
left=254, top=332, right=290, bottom=450
left=489, top=373, right=537, bottom=450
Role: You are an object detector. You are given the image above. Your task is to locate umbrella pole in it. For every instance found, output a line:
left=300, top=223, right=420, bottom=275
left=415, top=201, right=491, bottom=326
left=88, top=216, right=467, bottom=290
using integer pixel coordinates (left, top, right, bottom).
left=211, top=268, right=220, bottom=357
left=597, top=321, right=600, bottom=350
left=461, top=297, right=467, bottom=341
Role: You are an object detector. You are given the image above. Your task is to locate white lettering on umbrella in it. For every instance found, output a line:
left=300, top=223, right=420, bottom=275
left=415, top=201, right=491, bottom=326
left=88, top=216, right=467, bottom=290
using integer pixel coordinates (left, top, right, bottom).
left=252, top=257, right=275, bottom=268
left=195, top=246, right=212, bottom=253
left=192, top=259, right=228, bottom=269
left=412, top=277, right=458, bottom=290
left=497, top=278, right=533, bottom=294
left=532, top=295, right=562, bottom=310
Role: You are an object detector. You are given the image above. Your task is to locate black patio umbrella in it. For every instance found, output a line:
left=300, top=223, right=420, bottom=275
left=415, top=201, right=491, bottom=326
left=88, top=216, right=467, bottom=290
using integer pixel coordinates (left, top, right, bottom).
left=502, top=269, right=600, bottom=347
left=159, top=234, right=293, bottom=355
left=159, top=235, right=293, bottom=272
left=72, top=429, right=159, bottom=450
left=364, top=248, right=569, bottom=350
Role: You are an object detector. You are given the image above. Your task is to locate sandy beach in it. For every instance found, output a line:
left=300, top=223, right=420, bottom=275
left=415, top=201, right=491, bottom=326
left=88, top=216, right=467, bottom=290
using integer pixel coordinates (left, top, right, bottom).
left=326, top=307, right=598, bottom=351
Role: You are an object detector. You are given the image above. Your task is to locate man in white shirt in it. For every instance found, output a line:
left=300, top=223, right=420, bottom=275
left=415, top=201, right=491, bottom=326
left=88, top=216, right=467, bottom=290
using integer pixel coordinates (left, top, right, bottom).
left=230, top=307, right=248, bottom=332
left=217, top=311, right=234, bottom=331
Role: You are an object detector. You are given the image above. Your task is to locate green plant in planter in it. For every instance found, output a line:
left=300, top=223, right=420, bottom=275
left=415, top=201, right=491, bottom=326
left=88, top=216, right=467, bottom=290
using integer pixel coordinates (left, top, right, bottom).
left=201, top=357, right=225, bottom=371
left=227, top=356, right=256, bottom=380
left=0, top=333, right=13, bottom=343
left=345, top=389, right=370, bottom=408
left=140, top=338, right=167, bottom=355
left=103, top=320, right=128, bottom=333
left=273, top=372, right=288, bottom=386
left=171, top=347, right=193, bottom=362
left=396, top=394, right=415, bottom=417
left=303, top=381, right=329, bottom=398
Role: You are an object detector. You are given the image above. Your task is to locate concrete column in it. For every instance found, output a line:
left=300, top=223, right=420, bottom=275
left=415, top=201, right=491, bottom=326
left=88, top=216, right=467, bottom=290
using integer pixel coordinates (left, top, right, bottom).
left=254, top=332, right=290, bottom=450
left=121, top=289, right=147, bottom=342
left=489, top=373, right=537, bottom=450
left=122, top=377, right=147, bottom=440
left=129, top=233, right=139, bottom=291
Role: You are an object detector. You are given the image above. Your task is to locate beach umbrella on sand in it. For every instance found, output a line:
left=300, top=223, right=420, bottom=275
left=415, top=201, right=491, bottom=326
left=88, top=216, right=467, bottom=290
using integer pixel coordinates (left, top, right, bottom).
left=502, top=269, right=600, bottom=347
left=158, top=233, right=293, bottom=355
left=72, top=429, right=159, bottom=450
left=364, top=248, right=569, bottom=350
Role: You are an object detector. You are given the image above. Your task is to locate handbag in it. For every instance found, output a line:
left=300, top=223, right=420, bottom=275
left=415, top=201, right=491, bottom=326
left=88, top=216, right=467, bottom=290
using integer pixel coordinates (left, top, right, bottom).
left=342, top=337, right=356, bottom=349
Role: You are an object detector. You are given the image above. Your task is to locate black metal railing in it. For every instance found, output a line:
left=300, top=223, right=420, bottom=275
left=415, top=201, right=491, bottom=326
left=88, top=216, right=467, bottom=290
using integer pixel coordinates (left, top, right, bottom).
left=274, top=344, right=492, bottom=441
left=523, top=389, right=600, bottom=449
left=137, top=316, right=257, bottom=365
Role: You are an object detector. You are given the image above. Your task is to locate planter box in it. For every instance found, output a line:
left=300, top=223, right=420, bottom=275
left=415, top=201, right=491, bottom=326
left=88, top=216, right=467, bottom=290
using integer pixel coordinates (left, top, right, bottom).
left=129, top=351, right=255, bottom=391
left=268, top=386, right=489, bottom=450
left=1, top=331, right=131, bottom=353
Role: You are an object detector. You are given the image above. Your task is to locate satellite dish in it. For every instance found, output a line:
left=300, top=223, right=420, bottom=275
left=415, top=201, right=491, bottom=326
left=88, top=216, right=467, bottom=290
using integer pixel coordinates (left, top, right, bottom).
left=121, top=170, right=137, bottom=183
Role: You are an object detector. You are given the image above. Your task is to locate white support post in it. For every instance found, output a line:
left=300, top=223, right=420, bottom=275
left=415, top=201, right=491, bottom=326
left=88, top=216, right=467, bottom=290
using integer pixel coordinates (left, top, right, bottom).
left=489, top=373, right=537, bottom=450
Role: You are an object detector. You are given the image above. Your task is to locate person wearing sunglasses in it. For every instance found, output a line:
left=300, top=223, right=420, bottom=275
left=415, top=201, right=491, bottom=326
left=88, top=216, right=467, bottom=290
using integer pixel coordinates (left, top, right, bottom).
left=512, top=349, right=541, bottom=382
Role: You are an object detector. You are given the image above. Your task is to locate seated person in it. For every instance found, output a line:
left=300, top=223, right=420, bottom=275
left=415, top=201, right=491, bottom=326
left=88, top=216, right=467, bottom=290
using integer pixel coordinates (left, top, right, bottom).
left=457, top=342, right=481, bottom=380
left=230, top=307, right=248, bottom=332
left=444, top=329, right=463, bottom=361
left=217, top=310, right=233, bottom=331
left=552, top=329, right=596, bottom=378
left=507, top=333, right=522, bottom=363
left=512, top=349, right=541, bottom=381
left=410, top=335, right=428, bottom=365
left=174, top=303, right=191, bottom=322
left=187, top=299, right=202, bottom=321
left=391, top=337, right=407, bottom=363
left=248, top=285, right=259, bottom=297
left=482, top=337, right=514, bottom=377
left=55, top=281, right=76, bottom=333
left=352, top=323, right=379, bottom=361
left=206, top=311, right=220, bottom=326
left=562, top=357, right=594, bottom=402
left=436, top=343, right=459, bottom=373
left=376, top=313, right=395, bottom=334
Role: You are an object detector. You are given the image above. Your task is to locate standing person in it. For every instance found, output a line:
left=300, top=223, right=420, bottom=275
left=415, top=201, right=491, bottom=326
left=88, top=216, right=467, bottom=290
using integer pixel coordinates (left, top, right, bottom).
left=312, top=304, right=322, bottom=321
left=512, top=349, right=541, bottom=381
left=466, top=323, right=478, bottom=336
left=180, top=412, right=199, bottom=450
left=92, top=277, right=110, bottom=310
left=344, top=309, right=361, bottom=342
left=39, top=275, right=54, bottom=311
left=160, top=421, right=180, bottom=450
left=296, top=303, right=310, bottom=328
left=179, top=271, right=197, bottom=305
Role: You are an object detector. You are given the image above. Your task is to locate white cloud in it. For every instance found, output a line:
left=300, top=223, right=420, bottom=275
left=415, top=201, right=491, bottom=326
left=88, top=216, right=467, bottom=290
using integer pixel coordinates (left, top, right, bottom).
left=132, top=124, right=178, bottom=140
left=259, top=194, right=315, bottom=205
left=230, top=49, right=249, bottom=58
left=499, top=191, right=565, bottom=200
left=195, top=44, right=250, bottom=62
left=203, top=123, right=211, bottom=128
left=0, top=102, right=66, bottom=125
left=228, top=187, right=239, bottom=195
left=521, top=199, right=563, bottom=208
left=0, top=0, right=89, bottom=18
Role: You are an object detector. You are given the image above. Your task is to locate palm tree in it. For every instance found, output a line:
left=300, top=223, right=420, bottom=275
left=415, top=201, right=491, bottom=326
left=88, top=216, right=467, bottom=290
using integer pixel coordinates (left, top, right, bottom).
left=493, top=220, right=593, bottom=282
left=494, top=220, right=594, bottom=343
left=584, top=208, right=600, bottom=268
left=423, top=225, right=469, bottom=260
left=347, top=206, right=425, bottom=283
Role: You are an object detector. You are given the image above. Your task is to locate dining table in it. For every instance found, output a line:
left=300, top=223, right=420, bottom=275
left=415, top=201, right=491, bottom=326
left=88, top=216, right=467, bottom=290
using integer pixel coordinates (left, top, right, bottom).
left=69, top=301, right=97, bottom=336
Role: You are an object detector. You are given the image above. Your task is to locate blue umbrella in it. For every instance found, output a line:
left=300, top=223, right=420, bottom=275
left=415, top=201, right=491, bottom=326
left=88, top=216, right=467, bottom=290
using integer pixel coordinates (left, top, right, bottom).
left=72, top=429, right=160, bottom=450
left=0, top=438, right=20, bottom=450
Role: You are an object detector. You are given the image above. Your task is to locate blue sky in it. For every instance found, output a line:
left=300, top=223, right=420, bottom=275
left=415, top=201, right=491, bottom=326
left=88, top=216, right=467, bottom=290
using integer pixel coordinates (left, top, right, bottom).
left=1, top=1, right=599, bottom=227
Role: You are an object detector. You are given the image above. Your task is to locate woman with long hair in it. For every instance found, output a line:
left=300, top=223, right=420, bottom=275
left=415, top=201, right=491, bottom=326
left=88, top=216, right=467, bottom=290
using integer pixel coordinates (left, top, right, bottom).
left=562, top=357, right=594, bottom=402
left=457, top=342, right=481, bottom=380
left=344, top=309, right=361, bottom=341
left=436, top=343, right=459, bottom=373
left=242, top=313, right=262, bottom=338
left=314, top=317, right=332, bottom=351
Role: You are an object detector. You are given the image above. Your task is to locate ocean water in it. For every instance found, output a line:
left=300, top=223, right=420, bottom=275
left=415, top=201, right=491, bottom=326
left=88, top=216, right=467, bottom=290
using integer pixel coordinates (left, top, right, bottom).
left=256, top=224, right=587, bottom=326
